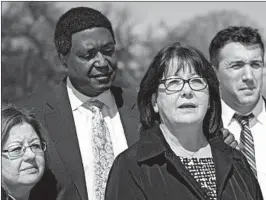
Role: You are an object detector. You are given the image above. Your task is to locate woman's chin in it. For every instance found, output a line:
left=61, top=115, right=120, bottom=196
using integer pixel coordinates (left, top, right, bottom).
left=19, top=173, right=43, bottom=186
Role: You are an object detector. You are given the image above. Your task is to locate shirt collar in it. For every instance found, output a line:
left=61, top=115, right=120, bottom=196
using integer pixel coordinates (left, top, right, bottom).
left=221, top=97, right=266, bottom=125
left=221, top=100, right=236, bottom=126
left=66, top=77, right=115, bottom=111
left=254, top=96, right=266, bottom=124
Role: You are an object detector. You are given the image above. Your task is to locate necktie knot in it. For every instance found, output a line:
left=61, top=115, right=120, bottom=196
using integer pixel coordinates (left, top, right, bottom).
left=233, top=113, right=254, bottom=127
left=83, top=100, right=104, bottom=113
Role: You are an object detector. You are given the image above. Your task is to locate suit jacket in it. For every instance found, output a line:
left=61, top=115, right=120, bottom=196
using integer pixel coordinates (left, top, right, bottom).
left=17, top=80, right=140, bottom=200
left=105, top=124, right=263, bottom=200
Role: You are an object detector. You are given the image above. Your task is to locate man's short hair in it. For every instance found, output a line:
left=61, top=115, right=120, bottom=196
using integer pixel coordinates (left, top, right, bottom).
left=209, top=26, right=264, bottom=68
left=54, top=7, right=116, bottom=56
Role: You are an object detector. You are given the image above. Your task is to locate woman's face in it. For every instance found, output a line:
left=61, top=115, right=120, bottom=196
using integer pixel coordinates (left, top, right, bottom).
left=153, top=63, right=209, bottom=128
left=1, top=122, right=45, bottom=190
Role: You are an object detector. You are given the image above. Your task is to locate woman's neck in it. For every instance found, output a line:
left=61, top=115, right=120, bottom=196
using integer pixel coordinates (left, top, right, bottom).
left=162, top=122, right=208, bottom=152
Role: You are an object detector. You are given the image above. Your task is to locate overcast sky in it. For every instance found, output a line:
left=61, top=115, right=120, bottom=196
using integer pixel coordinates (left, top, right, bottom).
left=57, top=2, right=266, bottom=35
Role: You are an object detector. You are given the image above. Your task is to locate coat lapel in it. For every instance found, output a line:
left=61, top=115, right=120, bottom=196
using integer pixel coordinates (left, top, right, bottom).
left=167, top=154, right=208, bottom=200
left=43, top=83, right=88, bottom=200
left=137, top=126, right=210, bottom=200
left=263, top=96, right=266, bottom=111
left=111, top=86, right=140, bottom=146
left=210, top=137, right=234, bottom=200
left=42, top=84, right=139, bottom=200
left=138, top=127, right=238, bottom=200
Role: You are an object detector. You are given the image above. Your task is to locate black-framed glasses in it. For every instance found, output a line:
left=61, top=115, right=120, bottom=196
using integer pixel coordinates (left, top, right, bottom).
left=159, top=77, right=207, bottom=92
left=2, top=140, right=46, bottom=159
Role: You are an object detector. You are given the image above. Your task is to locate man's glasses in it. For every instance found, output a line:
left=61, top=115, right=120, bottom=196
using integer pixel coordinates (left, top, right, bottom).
left=159, top=77, right=207, bottom=92
left=2, top=140, right=46, bottom=159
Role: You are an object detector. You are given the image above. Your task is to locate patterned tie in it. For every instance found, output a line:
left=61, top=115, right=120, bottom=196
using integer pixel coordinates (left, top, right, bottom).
left=233, top=113, right=257, bottom=177
left=84, top=100, right=115, bottom=200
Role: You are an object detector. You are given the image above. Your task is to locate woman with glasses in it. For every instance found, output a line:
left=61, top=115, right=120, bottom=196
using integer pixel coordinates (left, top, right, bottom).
left=1, top=104, right=56, bottom=200
left=105, top=42, right=263, bottom=200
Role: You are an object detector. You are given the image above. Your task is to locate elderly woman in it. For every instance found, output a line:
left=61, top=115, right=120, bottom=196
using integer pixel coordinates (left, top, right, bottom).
left=1, top=104, right=56, bottom=200
left=105, top=42, right=263, bottom=200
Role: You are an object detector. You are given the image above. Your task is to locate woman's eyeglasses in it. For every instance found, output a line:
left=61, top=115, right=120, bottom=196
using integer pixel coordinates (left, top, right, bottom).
left=2, top=141, right=46, bottom=159
left=159, top=77, right=207, bottom=92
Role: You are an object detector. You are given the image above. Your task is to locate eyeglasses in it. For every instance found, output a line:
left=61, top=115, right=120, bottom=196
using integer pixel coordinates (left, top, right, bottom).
left=159, top=77, right=207, bottom=92
left=2, top=141, right=46, bottom=159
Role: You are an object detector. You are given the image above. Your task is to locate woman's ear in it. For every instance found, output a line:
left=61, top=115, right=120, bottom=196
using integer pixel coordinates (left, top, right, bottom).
left=152, top=93, right=159, bottom=113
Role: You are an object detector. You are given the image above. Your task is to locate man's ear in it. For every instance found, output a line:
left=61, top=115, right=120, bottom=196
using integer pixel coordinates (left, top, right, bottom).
left=152, top=93, right=159, bottom=113
left=59, top=53, right=69, bottom=68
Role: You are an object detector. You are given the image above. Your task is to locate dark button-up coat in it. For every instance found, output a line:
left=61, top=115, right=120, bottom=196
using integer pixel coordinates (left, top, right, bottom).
left=105, top=124, right=263, bottom=200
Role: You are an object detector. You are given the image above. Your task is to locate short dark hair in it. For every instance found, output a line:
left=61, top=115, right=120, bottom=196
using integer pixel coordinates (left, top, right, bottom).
left=54, top=7, right=116, bottom=56
left=209, top=26, right=265, bottom=67
left=137, top=42, right=222, bottom=139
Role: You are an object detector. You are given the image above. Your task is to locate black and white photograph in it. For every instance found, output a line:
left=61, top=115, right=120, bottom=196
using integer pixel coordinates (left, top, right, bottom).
left=1, top=1, right=266, bottom=200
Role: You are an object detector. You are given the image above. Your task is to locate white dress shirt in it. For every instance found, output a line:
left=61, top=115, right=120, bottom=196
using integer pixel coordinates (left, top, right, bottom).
left=66, top=77, right=128, bottom=200
left=221, top=97, right=266, bottom=198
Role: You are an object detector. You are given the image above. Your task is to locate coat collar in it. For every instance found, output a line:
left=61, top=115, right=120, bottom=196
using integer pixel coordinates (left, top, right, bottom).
left=137, top=123, right=242, bottom=163
left=137, top=123, right=242, bottom=199
left=137, top=123, right=169, bottom=163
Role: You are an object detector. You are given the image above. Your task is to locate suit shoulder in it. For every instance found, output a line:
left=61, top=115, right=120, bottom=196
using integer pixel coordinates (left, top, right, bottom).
left=16, top=84, right=53, bottom=105
left=111, top=85, right=138, bottom=109
left=112, top=85, right=137, bottom=99
left=122, top=87, right=138, bottom=100
left=14, top=82, right=66, bottom=118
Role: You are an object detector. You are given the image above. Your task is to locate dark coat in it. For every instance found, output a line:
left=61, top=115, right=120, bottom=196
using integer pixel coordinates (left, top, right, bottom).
left=1, top=170, right=57, bottom=200
left=17, top=81, right=140, bottom=200
left=105, top=124, right=263, bottom=200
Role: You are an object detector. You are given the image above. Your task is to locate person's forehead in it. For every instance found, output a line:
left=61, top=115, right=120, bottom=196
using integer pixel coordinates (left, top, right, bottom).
left=164, top=58, right=197, bottom=77
left=72, top=27, right=114, bottom=44
left=4, top=123, right=39, bottom=145
left=219, top=42, right=263, bottom=62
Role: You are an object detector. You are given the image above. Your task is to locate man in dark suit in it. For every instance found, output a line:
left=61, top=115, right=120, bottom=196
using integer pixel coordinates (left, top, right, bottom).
left=209, top=26, right=266, bottom=198
left=18, top=7, right=139, bottom=200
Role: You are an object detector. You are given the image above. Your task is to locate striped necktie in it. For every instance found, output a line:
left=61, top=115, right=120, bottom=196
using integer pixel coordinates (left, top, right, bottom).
left=233, top=113, right=257, bottom=177
left=84, top=100, right=115, bottom=200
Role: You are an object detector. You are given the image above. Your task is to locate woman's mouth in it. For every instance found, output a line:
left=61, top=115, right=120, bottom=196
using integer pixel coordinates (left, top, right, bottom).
left=20, top=166, right=38, bottom=172
left=178, top=103, right=197, bottom=109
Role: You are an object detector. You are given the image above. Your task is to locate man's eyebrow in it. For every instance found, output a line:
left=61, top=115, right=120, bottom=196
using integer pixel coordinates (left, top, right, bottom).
left=250, top=60, right=263, bottom=63
left=77, top=48, right=95, bottom=55
left=228, top=61, right=245, bottom=65
left=101, top=42, right=115, bottom=48
left=228, top=60, right=263, bottom=64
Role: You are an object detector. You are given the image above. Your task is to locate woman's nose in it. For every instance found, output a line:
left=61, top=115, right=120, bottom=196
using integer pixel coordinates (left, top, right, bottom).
left=181, top=82, right=193, bottom=98
left=22, top=147, right=36, bottom=160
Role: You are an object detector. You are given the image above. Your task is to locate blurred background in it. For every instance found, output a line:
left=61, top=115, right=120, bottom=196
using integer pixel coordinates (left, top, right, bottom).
left=2, top=1, right=266, bottom=103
